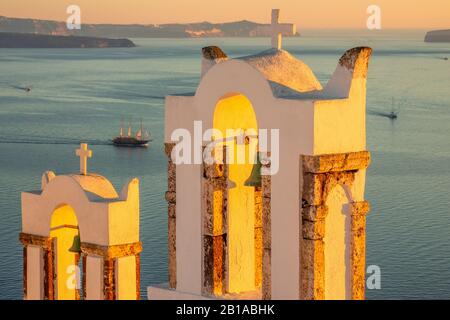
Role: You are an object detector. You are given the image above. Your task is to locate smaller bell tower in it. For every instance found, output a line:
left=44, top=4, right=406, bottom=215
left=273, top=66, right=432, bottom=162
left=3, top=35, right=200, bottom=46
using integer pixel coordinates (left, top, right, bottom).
left=19, top=143, right=142, bottom=300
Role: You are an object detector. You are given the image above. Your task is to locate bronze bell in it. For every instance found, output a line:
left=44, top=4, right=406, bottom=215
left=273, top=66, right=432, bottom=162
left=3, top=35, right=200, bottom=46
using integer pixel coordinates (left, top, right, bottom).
left=69, top=235, right=81, bottom=253
left=244, top=154, right=262, bottom=187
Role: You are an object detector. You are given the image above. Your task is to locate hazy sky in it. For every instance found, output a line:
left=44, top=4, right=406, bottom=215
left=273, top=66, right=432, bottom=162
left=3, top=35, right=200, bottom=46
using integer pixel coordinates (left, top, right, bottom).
left=0, top=0, right=449, bottom=29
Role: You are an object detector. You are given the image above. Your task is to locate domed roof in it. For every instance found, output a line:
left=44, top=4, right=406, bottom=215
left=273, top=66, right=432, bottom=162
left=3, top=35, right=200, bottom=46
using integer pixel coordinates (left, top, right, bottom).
left=238, top=49, right=323, bottom=96
left=70, top=173, right=119, bottom=199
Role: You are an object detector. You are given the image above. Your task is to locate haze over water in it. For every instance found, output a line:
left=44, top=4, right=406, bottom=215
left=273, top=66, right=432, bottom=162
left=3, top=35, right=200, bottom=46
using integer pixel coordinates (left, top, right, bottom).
left=0, top=30, right=449, bottom=299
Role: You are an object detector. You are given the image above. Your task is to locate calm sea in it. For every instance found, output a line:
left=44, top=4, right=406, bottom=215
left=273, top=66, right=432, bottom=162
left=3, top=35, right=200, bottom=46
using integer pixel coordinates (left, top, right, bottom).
left=0, top=30, right=449, bottom=299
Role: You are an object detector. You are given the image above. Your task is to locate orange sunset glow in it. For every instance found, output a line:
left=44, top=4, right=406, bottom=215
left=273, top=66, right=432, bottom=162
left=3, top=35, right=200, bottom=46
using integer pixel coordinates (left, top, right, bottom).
left=0, top=0, right=449, bottom=29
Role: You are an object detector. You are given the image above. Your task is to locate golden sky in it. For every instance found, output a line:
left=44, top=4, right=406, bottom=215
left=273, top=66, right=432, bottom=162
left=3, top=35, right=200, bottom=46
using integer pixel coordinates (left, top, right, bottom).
left=0, top=0, right=449, bottom=29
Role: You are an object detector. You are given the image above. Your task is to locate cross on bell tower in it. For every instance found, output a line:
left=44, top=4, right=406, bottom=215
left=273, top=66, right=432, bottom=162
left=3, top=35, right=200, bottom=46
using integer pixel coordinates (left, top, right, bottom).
left=270, top=9, right=296, bottom=50
left=76, top=143, right=92, bottom=175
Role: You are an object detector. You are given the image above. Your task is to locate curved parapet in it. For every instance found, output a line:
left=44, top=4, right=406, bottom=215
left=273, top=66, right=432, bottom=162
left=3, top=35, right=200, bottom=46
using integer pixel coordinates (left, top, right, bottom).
left=41, top=171, right=56, bottom=190
left=110, top=178, right=140, bottom=245
left=119, top=178, right=140, bottom=202
left=201, top=46, right=228, bottom=78
left=323, top=47, right=373, bottom=99
left=338, top=47, right=372, bottom=78
left=313, top=47, right=372, bottom=155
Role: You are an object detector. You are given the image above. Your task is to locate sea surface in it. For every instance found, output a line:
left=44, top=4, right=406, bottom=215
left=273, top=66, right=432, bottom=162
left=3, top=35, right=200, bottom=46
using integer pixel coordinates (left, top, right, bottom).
left=0, top=30, right=449, bottom=299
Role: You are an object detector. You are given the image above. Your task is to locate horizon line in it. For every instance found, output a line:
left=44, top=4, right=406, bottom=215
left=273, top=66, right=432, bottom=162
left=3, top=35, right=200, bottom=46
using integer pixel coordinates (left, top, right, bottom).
left=0, top=15, right=446, bottom=31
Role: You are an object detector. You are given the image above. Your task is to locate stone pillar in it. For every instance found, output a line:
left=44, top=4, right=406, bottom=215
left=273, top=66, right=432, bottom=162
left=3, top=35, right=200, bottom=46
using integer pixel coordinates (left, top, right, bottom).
left=74, top=253, right=81, bottom=300
left=165, top=143, right=177, bottom=289
left=300, top=151, right=371, bottom=300
left=261, top=157, right=272, bottom=300
left=82, top=254, right=87, bottom=299
left=350, top=201, right=370, bottom=300
left=22, top=246, right=27, bottom=299
left=202, top=146, right=228, bottom=296
left=300, top=204, right=326, bottom=300
left=254, top=187, right=263, bottom=289
left=103, top=258, right=116, bottom=300
left=135, top=253, right=141, bottom=300
left=43, top=239, right=55, bottom=300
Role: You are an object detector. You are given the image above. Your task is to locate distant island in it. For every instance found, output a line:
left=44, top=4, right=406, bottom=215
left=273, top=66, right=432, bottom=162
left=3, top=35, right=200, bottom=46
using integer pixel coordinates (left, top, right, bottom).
left=0, top=32, right=135, bottom=48
left=425, top=29, right=450, bottom=43
left=0, top=16, right=299, bottom=38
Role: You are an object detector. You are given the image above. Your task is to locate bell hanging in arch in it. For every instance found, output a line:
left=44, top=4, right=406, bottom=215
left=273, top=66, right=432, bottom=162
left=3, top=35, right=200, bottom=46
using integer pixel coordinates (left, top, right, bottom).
left=69, top=234, right=81, bottom=253
left=244, top=153, right=262, bottom=187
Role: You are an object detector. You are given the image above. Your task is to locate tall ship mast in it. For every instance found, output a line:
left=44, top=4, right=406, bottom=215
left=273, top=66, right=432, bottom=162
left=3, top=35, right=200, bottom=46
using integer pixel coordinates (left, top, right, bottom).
left=119, top=117, right=124, bottom=137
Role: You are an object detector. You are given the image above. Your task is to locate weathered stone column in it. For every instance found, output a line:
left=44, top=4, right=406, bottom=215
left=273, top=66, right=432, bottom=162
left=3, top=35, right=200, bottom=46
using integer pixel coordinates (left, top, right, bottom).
left=82, top=254, right=87, bottom=299
left=350, top=201, right=370, bottom=300
left=202, top=146, right=228, bottom=296
left=74, top=253, right=81, bottom=300
left=300, top=151, right=371, bottom=300
left=135, top=253, right=141, bottom=300
left=261, top=156, right=272, bottom=300
left=254, top=187, right=263, bottom=289
left=165, top=142, right=177, bottom=290
left=22, top=246, right=27, bottom=299
left=301, top=204, right=327, bottom=300
left=44, top=239, right=56, bottom=300
left=103, top=258, right=116, bottom=300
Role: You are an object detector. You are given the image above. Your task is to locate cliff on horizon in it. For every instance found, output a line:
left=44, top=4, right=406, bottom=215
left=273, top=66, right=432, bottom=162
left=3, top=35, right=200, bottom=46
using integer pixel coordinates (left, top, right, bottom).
left=425, top=29, right=450, bottom=43
left=0, top=32, right=135, bottom=48
left=0, top=16, right=299, bottom=38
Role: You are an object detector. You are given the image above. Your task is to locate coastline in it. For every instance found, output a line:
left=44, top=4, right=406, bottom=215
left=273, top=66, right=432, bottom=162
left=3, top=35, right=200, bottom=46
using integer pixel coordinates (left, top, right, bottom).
left=0, top=32, right=136, bottom=48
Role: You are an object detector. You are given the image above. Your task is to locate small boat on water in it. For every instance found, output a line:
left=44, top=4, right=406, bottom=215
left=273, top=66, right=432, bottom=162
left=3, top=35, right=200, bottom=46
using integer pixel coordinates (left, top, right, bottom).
left=113, top=119, right=151, bottom=147
left=387, top=98, right=400, bottom=119
left=387, top=111, right=398, bottom=119
left=369, top=110, right=398, bottom=119
left=388, top=111, right=398, bottom=119
left=12, top=85, right=32, bottom=92
left=368, top=98, right=400, bottom=120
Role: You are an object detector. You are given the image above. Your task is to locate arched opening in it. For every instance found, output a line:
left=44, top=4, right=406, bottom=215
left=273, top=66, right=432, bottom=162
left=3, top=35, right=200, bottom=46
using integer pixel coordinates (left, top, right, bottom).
left=324, top=185, right=352, bottom=300
left=212, top=93, right=262, bottom=294
left=50, top=204, right=82, bottom=300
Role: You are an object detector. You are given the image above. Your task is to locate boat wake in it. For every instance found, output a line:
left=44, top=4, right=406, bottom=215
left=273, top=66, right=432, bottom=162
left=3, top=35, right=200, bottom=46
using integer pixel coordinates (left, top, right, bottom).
left=368, top=110, right=398, bottom=119
left=9, top=84, right=32, bottom=92
left=0, top=136, right=112, bottom=146
left=368, top=98, right=401, bottom=120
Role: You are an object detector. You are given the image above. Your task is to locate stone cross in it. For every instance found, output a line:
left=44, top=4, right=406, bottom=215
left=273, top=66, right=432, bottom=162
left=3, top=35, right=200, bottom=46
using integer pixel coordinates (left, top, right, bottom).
left=271, top=9, right=283, bottom=50
left=270, top=9, right=296, bottom=50
left=76, top=143, right=92, bottom=175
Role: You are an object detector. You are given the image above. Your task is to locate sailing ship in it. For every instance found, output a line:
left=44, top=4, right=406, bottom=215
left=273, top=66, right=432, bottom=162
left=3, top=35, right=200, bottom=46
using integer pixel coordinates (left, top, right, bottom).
left=113, top=119, right=151, bottom=147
